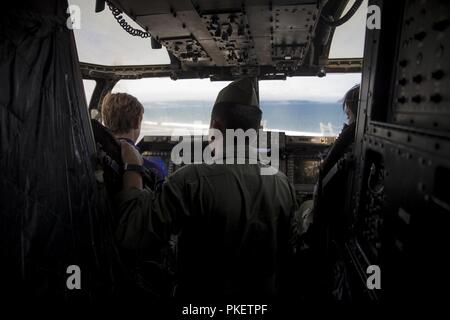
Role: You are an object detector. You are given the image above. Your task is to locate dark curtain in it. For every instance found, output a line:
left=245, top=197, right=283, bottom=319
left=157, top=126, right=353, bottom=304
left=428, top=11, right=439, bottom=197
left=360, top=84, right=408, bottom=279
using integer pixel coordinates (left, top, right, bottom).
left=0, top=0, right=120, bottom=302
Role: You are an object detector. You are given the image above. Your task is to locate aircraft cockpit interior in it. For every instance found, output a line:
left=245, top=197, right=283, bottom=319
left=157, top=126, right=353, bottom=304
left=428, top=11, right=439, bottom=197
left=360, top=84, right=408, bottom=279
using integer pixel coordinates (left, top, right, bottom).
left=1, top=0, right=449, bottom=312
left=78, top=0, right=364, bottom=203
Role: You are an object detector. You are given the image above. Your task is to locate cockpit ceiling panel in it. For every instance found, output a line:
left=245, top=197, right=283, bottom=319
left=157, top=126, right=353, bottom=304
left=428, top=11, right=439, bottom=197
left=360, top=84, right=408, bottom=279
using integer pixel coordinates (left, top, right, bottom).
left=193, top=0, right=318, bottom=11
left=110, top=0, right=321, bottom=69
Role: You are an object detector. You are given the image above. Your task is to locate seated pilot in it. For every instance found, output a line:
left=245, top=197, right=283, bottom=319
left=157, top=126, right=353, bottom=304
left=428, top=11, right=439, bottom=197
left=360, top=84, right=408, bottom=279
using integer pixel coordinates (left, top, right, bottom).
left=116, top=78, right=297, bottom=299
left=296, top=84, right=361, bottom=236
left=290, top=85, right=361, bottom=301
left=320, top=84, right=360, bottom=177
left=101, top=92, right=168, bottom=182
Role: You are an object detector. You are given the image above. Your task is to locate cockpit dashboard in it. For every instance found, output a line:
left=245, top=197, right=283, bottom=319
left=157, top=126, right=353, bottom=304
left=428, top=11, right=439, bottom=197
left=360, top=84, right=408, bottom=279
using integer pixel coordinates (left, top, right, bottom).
left=138, top=133, right=336, bottom=202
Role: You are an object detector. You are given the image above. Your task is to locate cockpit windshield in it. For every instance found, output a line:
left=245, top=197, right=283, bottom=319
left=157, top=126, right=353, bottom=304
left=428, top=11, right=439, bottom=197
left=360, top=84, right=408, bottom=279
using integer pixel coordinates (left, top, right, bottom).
left=70, top=0, right=170, bottom=65
left=329, top=0, right=367, bottom=58
left=111, top=73, right=360, bottom=138
left=73, top=0, right=366, bottom=138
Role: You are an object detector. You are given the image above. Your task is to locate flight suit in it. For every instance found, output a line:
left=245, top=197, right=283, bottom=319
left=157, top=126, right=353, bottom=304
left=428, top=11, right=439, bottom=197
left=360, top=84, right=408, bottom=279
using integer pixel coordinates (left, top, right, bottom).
left=115, top=155, right=297, bottom=299
left=320, top=122, right=356, bottom=177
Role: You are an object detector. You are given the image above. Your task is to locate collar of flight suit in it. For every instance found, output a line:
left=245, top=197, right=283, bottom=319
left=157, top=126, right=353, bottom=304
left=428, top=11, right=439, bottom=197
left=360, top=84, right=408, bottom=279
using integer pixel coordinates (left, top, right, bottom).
left=211, top=141, right=261, bottom=164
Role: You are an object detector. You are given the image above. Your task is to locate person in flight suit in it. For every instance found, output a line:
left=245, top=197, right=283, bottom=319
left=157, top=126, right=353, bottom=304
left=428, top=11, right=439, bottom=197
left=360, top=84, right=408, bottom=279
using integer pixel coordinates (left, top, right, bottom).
left=116, top=78, right=298, bottom=299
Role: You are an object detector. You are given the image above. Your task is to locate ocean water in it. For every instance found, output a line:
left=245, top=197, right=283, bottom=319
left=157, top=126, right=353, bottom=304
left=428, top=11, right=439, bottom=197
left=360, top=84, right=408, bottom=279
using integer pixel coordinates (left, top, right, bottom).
left=141, top=100, right=347, bottom=136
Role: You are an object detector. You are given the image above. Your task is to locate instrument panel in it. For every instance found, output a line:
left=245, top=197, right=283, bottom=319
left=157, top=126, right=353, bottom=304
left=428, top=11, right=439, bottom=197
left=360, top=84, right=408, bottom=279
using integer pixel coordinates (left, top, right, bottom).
left=138, top=133, right=335, bottom=200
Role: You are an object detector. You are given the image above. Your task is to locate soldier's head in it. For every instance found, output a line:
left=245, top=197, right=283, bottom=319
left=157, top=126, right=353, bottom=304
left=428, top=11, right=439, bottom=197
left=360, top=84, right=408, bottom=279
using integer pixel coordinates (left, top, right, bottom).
left=101, top=92, right=144, bottom=142
left=343, top=84, right=360, bottom=124
left=210, top=77, right=262, bottom=134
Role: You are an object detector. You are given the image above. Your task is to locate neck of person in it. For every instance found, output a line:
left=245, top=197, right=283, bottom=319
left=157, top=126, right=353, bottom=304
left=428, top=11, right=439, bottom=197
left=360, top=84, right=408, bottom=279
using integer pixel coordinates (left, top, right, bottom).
left=115, top=130, right=138, bottom=144
left=208, top=132, right=258, bottom=161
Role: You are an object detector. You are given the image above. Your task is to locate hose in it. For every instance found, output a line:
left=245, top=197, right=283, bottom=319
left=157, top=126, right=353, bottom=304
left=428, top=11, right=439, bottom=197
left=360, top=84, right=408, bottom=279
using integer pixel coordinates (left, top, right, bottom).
left=321, top=0, right=364, bottom=27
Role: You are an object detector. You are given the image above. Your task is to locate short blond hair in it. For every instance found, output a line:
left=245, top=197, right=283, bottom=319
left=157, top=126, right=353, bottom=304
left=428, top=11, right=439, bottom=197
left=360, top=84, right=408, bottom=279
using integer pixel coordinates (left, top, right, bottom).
left=101, top=92, right=144, bottom=134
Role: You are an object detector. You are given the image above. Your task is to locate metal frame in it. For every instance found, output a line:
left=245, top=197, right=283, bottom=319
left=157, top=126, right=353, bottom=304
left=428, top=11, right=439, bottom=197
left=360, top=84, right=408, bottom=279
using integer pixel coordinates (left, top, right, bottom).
left=80, top=58, right=362, bottom=82
left=81, top=57, right=362, bottom=112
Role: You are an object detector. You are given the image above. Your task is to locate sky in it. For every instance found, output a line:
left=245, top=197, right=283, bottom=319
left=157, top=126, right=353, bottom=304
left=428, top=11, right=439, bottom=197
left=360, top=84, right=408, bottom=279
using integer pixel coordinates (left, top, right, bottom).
left=73, top=0, right=367, bottom=103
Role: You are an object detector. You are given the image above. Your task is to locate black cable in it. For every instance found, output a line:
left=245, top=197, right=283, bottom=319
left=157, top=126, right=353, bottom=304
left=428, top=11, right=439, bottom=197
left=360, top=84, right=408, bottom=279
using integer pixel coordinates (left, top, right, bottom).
left=107, top=2, right=151, bottom=38
left=321, top=0, right=364, bottom=27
